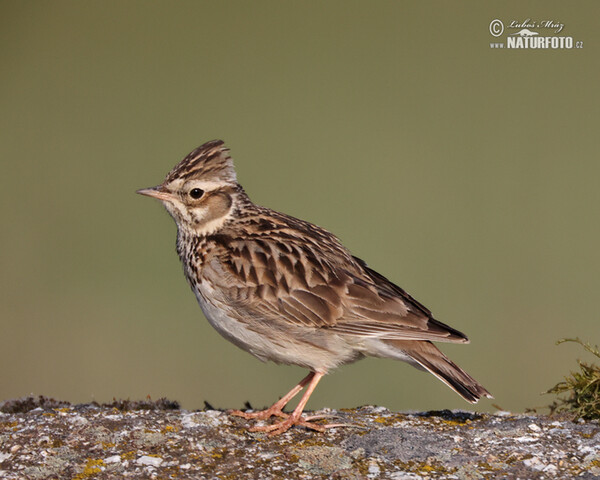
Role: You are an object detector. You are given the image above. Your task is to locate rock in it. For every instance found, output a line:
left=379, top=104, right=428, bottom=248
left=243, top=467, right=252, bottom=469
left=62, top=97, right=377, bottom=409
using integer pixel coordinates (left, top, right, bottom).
left=136, top=455, right=163, bottom=467
left=103, top=455, right=121, bottom=464
left=0, top=397, right=598, bottom=479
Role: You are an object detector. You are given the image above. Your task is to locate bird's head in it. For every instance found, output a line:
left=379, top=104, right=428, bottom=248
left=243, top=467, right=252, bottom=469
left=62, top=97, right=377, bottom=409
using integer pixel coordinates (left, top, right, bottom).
left=137, top=140, right=243, bottom=236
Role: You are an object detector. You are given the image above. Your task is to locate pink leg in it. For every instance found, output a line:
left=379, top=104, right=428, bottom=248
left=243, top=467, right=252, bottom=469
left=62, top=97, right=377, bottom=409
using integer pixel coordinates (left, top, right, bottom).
left=229, top=372, right=315, bottom=420
left=250, top=371, right=327, bottom=435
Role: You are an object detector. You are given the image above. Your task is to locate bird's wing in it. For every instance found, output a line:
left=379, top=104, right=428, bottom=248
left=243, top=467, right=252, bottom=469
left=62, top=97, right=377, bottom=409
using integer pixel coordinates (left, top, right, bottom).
left=203, top=234, right=348, bottom=328
left=204, top=219, right=467, bottom=343
left=331, top=256, right=469, bottom=343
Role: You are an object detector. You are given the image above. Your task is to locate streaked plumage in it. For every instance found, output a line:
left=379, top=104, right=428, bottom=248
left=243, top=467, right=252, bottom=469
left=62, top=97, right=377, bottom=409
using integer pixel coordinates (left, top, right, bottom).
left=138, top=140, right=492, bottom=434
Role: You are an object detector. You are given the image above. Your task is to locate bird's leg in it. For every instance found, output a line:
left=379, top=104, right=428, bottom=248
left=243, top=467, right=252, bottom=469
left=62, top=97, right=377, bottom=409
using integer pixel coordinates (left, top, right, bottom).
left=250, top=371, right=327, bottom=435
left=229, top=371, right=315, bottom=420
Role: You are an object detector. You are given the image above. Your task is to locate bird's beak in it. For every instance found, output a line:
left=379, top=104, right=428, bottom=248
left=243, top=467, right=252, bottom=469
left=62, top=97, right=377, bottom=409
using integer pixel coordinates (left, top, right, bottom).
left=136, top=185, right=174, bottom=202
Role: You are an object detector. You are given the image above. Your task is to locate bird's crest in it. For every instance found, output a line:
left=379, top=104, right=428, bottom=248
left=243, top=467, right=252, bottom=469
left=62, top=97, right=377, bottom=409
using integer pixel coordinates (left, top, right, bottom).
left=165, top=140, right=237, bottom=185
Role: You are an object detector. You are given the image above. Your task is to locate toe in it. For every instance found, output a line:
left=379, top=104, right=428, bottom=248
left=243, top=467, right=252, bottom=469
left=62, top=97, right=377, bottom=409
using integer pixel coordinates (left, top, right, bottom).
left=247, top=416, right=328, bottom=435
left=228, top=408, right=288, bottom=420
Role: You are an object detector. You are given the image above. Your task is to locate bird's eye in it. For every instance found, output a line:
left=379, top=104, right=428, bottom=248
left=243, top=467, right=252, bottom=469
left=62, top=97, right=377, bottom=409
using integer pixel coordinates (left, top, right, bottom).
left=189, top=188, right=204, bottom=199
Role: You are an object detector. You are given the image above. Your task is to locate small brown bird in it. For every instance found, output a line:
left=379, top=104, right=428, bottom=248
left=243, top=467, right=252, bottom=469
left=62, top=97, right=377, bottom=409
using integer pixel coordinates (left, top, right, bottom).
left=138, top=140, right=492, bottom=435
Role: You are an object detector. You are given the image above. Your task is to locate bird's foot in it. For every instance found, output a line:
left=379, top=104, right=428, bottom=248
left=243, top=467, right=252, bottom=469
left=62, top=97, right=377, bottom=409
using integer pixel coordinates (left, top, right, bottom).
left=228, top=406, right=288, bottom=421
left=249, top=414, right=327, bottom=436
left=231, top=408, right=356, bottom=435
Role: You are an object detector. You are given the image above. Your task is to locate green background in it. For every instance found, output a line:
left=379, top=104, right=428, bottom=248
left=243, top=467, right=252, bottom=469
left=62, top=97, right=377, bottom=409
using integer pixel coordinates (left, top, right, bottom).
left=1, top=1, right=598, bottom=415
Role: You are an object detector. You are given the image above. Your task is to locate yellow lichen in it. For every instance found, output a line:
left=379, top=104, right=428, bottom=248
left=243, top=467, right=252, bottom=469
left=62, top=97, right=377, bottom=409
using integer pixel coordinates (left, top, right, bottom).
left=418, top=464, right=437, bottom=473
left=120, top=451, right=136, bottom=461
left=440, top=419, right=467, bottom=426
left=372, top=414, right=406, bottom=426
left=1, top=421, right=19, bottom=430
left=73, top=458, right=104, bottom=480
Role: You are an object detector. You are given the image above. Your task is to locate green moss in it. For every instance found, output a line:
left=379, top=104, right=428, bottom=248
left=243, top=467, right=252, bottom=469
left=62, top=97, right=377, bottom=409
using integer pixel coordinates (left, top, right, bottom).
left=546, top=338, right=600, bottom=420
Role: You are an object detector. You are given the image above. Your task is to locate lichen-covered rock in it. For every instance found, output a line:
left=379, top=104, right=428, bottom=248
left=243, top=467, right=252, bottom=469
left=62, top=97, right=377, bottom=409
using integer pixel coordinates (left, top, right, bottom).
left=0, top=396, right=598, bottom=479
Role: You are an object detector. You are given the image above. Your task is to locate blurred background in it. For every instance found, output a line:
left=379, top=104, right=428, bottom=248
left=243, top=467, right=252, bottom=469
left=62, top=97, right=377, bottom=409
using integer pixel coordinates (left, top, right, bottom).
left=1, top=1, right=598, bottom=414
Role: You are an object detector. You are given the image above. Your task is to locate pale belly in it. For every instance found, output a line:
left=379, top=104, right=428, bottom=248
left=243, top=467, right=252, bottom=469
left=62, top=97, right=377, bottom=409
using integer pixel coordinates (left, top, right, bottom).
left=192, top=280, right=363, bottom=372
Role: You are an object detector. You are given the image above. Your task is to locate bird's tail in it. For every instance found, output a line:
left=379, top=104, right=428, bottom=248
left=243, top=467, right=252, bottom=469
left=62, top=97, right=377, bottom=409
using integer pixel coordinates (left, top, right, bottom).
left=385, top=340, right=493, bottom=403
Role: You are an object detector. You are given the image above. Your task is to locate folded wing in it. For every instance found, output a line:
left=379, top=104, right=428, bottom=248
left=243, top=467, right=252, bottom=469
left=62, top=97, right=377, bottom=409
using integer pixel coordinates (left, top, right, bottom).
left=206, top=228, right=468, bottom=344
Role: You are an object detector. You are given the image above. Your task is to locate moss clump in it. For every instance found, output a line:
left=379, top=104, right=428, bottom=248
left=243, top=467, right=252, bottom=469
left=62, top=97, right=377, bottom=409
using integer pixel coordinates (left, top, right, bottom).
left=96, top=397, right=180, bottom=411
left=0, top=395, right=70, bottom=413
left=547, top=338, right=600, bottom=420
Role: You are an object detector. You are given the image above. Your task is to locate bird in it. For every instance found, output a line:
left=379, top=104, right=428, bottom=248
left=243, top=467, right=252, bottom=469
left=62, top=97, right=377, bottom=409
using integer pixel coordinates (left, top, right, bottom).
left=137, top=140, right=492, bottom=435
